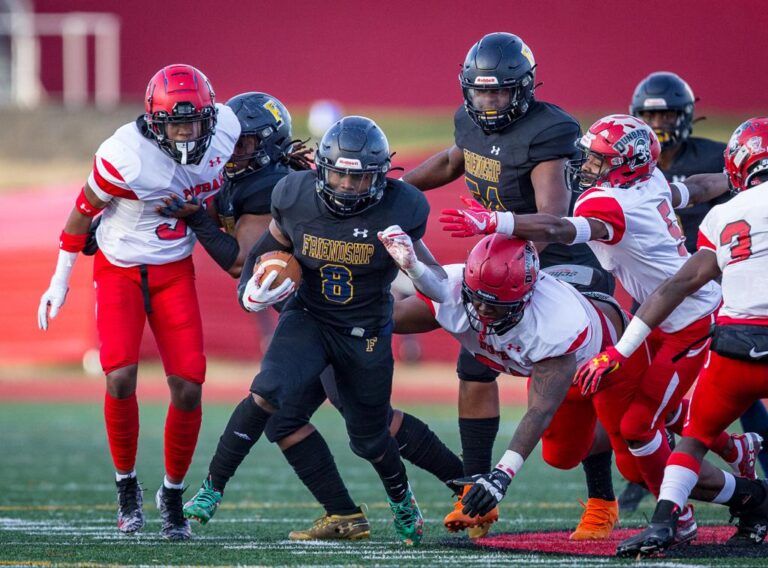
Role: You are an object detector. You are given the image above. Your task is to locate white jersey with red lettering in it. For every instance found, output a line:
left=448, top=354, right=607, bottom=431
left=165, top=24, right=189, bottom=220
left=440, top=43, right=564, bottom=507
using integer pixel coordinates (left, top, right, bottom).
left=87, top=103, right=240, bottom=267
left=698, top=181, right=768, bottom=323
left=574, top=168, right=721, bottom=333
left=422, top=265, right=609, bottom=376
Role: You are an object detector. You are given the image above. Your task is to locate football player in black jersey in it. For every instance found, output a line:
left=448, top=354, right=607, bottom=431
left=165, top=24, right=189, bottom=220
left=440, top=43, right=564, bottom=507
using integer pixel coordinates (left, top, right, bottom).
left=402, top=31, right=617, bottom=539
left=616, top=72, right=768, bottom=512
left=185, top=116, right=442, bottom=546
left=164, top=99, right=463, bottom=541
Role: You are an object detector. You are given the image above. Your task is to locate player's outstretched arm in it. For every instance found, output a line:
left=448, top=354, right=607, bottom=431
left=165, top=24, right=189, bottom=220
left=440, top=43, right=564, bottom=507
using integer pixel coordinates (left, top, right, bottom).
left=38, top=183, right=107, bottom=331
left=576, top=249, right=722, bottom=388
left=402, top=145, right=465, bottom=192
left=378, top=225, right=450, bottom=302
left=455, top=354, right=575, bottom=516
left=671, top=173, right=729, bottom=208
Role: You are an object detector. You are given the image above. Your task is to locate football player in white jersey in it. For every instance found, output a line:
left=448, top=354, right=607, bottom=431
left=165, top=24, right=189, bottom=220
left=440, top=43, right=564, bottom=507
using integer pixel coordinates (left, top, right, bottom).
left=606, top=118, right=768, bottom=556
left=381, top=231, right=748, bottom=542
left=37, top=64, right=240, bottom=540
left=439, top=114, right=758, bottom=534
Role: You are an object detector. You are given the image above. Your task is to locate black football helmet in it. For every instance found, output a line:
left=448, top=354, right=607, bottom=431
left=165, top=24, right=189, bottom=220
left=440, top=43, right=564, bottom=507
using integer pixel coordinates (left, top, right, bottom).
left=459, top=32, right=537, bottom=133
left=630, top=72, right=695, bottom=149
left=314, top=116, right=391, bottom=216
left=224, top=92, right=293, bottom=179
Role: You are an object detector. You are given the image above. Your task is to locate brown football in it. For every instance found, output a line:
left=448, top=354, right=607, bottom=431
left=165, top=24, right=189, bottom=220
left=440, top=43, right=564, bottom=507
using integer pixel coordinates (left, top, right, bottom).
left=255, top=251, right=302, bottom=290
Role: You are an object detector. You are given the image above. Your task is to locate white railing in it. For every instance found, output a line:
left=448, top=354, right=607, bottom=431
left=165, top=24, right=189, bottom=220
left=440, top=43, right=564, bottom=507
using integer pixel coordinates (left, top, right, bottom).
left=0, top=9, right=121, bottom=109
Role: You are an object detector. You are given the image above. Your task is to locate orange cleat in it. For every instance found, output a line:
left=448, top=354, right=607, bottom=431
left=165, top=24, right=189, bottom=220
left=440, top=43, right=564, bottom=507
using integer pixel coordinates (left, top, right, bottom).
left=444, top=485, right=499, bottom=537
left=569, top=498, right=619, bottom=541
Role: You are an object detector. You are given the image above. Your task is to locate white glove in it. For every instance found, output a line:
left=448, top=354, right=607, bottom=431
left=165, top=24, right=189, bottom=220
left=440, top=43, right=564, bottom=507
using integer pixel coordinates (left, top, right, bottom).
left=241, top=268, right=295, bottom=312
left=377, top=225, right=423, bottom=277
left=38, top=250, right=78, bottom=331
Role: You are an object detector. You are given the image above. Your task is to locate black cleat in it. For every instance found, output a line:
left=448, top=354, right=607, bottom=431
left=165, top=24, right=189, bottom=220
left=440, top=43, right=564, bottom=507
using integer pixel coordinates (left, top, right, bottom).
left=156, top=486, right=192, bottom=541
left=116, top=476, right=145, bottom=534
left=616, top=503, right=680, bottom=558
left=726, top=479, right=768, bottom=546
left=618, top=482, right=651, bottom=514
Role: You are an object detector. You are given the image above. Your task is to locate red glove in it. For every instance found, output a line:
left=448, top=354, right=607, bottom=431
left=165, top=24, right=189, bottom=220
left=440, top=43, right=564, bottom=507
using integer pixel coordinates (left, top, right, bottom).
left=439, top=197, right=498, bottom=238
left=573, top=345, right=627, bottom=396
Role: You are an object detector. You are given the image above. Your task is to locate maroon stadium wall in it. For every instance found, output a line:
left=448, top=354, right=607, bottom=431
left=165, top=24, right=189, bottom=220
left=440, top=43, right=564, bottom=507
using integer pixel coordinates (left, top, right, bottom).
left=33, top=0, right=768, bottom=113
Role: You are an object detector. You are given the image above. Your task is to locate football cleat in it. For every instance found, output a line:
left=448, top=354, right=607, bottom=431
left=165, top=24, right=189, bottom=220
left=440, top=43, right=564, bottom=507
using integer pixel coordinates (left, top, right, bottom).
left=618, top=482, right=651, bottom=514
left=725, top=433, right=763, bottom=480
left=388, top=485, right=424, bottom=546
left=444, top=485, right=499, bottom=535
left=674, top=505, right=697, bottom=546
left=569, top=498, right=619, bottom=540
left=288, top=505, right=371, bottom=540
left=116, top=476, right=145, bottom=534
left=156, top=486, right=192, bottom=541
left=726, top=479, right=768, bottom=546
left=183, top=478, right=222, bottom=525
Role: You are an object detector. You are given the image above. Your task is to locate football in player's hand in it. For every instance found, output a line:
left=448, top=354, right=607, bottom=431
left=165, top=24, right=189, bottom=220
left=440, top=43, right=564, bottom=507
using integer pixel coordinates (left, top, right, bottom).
left=255, top=251, right=302, bottom=290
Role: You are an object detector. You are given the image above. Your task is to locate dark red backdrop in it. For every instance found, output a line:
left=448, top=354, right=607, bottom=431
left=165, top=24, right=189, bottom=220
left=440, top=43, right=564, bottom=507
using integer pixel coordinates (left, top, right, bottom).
left=33, top=1, right=768, bottom=113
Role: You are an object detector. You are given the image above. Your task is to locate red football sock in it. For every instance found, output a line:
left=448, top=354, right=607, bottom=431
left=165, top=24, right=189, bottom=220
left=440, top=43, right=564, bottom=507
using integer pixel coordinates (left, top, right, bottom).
left=630, top=430, right=671, bottom=497
left=164, top=403, right=202, bottom=482
left=104, top=392, right=140, bottom=473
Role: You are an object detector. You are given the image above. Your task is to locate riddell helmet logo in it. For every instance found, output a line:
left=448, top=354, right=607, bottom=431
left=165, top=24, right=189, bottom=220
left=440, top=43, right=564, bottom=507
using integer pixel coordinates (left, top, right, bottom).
left=475, top=76, right=499, bottom=85
left=335, top=157, right=362, bottom=168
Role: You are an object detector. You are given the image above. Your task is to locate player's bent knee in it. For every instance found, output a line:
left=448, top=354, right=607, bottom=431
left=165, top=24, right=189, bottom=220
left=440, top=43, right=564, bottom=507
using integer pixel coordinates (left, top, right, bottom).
left=349, top=433, right=390, bottom=461
left=105, top=365, right=138, bottom=399
left=275, top=424, right=317, bottom=450
left=168, top=375, right=202, bottom=410
left=542, top=448, right=584, bottom=470
left=251, top=392, right=277, bottom=414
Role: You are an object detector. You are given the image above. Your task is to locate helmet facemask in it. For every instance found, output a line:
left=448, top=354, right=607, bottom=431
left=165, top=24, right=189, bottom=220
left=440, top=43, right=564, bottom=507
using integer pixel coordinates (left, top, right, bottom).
left=461, top=280, right=528, bottom=336
left=225, top=124, right=287, bottom=180
left=460, top=74, right=534, bottom=133
left=315, top=159, right=387, bottom=217
left=147, top=101, right=217, bottom=165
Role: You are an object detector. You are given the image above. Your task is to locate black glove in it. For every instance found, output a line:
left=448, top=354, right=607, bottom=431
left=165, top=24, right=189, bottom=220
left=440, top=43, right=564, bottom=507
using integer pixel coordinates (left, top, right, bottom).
left=452, top=469, right=512, bottom=517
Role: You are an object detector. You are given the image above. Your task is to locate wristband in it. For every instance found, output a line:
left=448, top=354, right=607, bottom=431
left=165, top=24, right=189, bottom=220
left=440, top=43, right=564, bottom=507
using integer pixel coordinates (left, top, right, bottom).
left=75, top=187, right=104, bottom=217
left=613, top=317, right=652, bottom=358
left=563, top=216, right=592, bottom=244
left=405, top=260, right=426, bottom=279
left=59, top=230, right=88, bottom=252
left=495, top=450, right=524, bottom=479
left=495, top=211, right=516, bottom=236
left=672, top=182, right=690, bottom=209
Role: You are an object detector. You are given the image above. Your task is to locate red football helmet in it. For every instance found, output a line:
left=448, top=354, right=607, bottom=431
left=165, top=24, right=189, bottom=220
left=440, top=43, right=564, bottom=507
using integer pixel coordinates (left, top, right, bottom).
left=462, top=234, right=539, bottom=334
left=724, top=117, right=768, bottom=193
left=567, top=114, right=661, bottom=190
left=145, top=64, right=217, bottom=165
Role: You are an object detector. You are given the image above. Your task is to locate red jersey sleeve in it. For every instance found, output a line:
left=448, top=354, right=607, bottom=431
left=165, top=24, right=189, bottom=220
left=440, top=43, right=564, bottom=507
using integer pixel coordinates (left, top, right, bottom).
left=574, top=188, right=626, bottom=245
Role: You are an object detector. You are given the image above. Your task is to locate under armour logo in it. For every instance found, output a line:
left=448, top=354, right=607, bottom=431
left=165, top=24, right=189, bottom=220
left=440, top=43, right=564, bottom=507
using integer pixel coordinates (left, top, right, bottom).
left=209, top=156, right=222, bottom=167
left=353, top=228, right=368, bottom=238
left=491, top=146, right=501, bottom=156
left=506, top=344, right=522, bottom=353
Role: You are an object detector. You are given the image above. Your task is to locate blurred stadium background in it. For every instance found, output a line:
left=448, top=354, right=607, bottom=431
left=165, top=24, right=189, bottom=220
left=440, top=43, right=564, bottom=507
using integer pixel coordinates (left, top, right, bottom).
left=1, top=2, right=767, bottom=565
left=2, top=0, right=766, bottom=372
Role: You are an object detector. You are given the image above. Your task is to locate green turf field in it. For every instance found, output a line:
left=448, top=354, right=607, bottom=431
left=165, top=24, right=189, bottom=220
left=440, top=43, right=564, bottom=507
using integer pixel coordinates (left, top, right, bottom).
left=1, top=401, right=764, bottom=567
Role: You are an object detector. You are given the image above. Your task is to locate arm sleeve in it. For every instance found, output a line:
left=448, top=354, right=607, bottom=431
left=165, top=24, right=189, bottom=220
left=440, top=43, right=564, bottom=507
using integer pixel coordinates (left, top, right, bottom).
left=573, top=190, right=626, bottom=244
left=529, top=120, right=581, bottom=162
left=185, top=207, right=239, bottom=271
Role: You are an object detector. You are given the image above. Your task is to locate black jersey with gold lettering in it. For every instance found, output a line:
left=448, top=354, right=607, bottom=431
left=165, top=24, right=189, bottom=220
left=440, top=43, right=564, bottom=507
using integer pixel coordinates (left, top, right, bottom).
left=214, top=163, right=291, bottom=234
left=454, top=100, right=598, bottom=268
left=272, top=170, right=429, bottom=329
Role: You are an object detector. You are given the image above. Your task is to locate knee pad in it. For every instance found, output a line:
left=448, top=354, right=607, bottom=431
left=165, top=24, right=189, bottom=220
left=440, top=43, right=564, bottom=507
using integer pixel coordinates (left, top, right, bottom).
left=348, top=431, right=391, bottom=461
left=264, top=409, right=311, bottom=444
left=620, top=409, right=656, bottom=443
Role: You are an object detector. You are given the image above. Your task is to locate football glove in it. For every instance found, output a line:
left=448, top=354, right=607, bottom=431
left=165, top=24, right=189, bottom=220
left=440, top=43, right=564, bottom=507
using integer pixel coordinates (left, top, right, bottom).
left=573, top=345, right=627, bottom=395
left=439, top=196, right=500, bottom=238
left=378, top=225, right=418, bottom=273
left=240, top=268, right=295, bottom=313
left=452, top=469, right=512, bottom=517
left=38, top=279, right=69, bottom=331
left=158, top=194, right=200, bottom=218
